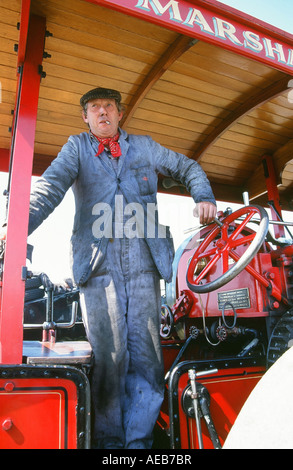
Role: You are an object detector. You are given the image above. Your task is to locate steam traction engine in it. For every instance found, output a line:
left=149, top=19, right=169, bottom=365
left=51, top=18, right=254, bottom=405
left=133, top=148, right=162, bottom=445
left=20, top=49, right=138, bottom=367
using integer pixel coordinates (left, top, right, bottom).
left=1, top=202, right=292, bottom=449
left=1, top=0, right=293, bottom=451
left=158, top=204, right=293, bottom=449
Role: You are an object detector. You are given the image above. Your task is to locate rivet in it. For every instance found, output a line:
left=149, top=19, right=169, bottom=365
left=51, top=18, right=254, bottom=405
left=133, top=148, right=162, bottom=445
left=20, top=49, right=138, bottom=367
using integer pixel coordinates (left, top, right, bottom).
left=2, top=418, right=13, bottom=431
left=4, top=382, right=14, bottom=392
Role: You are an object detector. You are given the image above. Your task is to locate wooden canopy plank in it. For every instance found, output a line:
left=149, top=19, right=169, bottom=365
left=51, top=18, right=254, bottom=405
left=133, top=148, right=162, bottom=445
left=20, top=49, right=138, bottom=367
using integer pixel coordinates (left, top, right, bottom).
left=0, top=23, right=19, bottom=45
left=121, top=35, right=197, bottom=127
left=140, top=97, right=222, bottom=127
left=194, top=40, right=289, bottom=78
left=44, top=51, right=142, bottom=85
left=177, top=46, right=279, bottom=87
left=35, top=120, right=83, bottom=139
left=260, top=100, right=293, bottom=120
left=200, top=161, right=251, bottom=179
left=42, top=63, right=139, bottom=98
left=240, top=115, right=293, bottom=139
left=33, top=139, right=65, bottom=156
left=171, top=60, right=262, bottom=97
left=206, top=145, right=260, bottom=161
left=0, top=6, right=20, bottom=29
left=125, top=123, right=201, bottom=150
left=32, top=1, right=177, bottom=54
left=42, top=19, right=169, bottom=66
left=0, top=65, right=18, bottom=83
left=0, top=114, right=13, bottom=129
left=220, top=131, right=281, bottom=152
left=127, top=119, right=203, bottom=145
left=248, top=108, right=293, bottom=130
left=37, top=97, right=81, bottom=117
left=0, top=0, right=20, bottom=12
left=0, top=77, right=18, bottom=94
left=40, top=10, right=160, bottom=73
left=153, top=79, right=236, bottom=111
left=227, top=123, right=291, bottom=146
left=193, top=76, right=292, bottom=162
left=212, top=137, right=265, bottom=156
left=34, top=127, right=83, bottom=156
left=146, top=88, right=231, bottom=121
left=131, top=107, right=211, bottom=135
left=203, top=153, right=256, bottom=172
left=161, top=68, right=245, bottom=103
left=0, top=125, right=11, bottom=140
left=35, top=0, right=177, bottom=43
left=204, top=171, right=244, bottom=185
left=37, top=108, right=84, bottom=129
left=0, top=51, right=18, bottom=71
left=45, top=37, right=149, bottom=76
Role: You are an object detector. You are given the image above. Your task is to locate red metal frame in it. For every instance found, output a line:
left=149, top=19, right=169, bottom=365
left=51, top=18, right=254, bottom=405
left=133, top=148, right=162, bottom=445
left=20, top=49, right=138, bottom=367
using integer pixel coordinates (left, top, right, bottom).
left=17, top=0, right=32, bottom=68
left=262, top=154, right=286, bottom=239
left=0, top=13, right=46, bottom=364
left=88, top=0, right=293, bottom=76
left=0, top=150, right=9, bottom=173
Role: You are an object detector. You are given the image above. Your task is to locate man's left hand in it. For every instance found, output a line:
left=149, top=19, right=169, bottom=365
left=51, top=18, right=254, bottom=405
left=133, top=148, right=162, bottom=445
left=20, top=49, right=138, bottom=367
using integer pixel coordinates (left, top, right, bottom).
left=193, top=202, right=217, bottom=225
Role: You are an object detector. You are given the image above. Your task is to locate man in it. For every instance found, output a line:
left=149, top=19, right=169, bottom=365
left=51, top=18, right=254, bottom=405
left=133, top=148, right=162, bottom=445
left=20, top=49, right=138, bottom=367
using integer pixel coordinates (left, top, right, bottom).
left=28, top=87, right=217, bottom=449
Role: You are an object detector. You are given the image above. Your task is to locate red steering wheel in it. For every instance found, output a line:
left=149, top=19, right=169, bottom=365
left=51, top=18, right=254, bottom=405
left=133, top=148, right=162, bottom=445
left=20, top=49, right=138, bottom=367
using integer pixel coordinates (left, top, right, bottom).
left=186, top=205, right=269, bottom=293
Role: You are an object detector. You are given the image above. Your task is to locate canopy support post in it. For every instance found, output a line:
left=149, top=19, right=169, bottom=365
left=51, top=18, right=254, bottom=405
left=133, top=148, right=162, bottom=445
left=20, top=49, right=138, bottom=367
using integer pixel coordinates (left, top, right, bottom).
left=0, top=13, right=46, bottom=364
left=262, top=154, right=285, bottom=239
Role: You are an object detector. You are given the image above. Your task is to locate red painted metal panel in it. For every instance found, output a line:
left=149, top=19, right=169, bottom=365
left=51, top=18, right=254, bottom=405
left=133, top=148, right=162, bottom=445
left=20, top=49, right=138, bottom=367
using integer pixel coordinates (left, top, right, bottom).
left=88, top=0, right=293, bottom=75
left=0, top=15, right=46, bottom=364
left=0, top=377, right=78, bottom=449
left=177, top=367, right=264, bottom=449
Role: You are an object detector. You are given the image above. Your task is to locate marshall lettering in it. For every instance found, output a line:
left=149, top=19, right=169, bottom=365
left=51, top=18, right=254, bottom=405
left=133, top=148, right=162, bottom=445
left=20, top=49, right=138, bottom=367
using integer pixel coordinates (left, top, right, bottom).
left=134, top=0, right=293, bottom=69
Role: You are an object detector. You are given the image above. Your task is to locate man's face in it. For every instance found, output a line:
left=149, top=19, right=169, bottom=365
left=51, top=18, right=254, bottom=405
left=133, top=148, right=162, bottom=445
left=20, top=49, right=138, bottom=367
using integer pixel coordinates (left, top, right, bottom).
left=82, top=98, right=123, bottom=138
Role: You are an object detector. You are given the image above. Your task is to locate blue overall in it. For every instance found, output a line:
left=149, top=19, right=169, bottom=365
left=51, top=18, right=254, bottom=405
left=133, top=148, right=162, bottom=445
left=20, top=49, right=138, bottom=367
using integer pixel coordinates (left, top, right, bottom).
left=80, top=236, right=163, bottom=448
left=80, top=153, right=164, bottom=448
left=28, top=129, right=216, bottom=448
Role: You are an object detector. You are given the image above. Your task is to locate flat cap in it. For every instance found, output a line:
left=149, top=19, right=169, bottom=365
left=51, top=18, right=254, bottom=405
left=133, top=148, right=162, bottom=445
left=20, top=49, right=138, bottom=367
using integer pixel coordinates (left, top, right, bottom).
left=80, top=87, right=122, bottom=108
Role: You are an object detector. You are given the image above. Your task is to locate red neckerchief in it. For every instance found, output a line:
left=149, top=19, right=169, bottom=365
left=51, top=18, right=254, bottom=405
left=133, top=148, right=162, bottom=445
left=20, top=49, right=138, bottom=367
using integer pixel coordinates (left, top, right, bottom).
left=94, top=132, right=122, bottom=158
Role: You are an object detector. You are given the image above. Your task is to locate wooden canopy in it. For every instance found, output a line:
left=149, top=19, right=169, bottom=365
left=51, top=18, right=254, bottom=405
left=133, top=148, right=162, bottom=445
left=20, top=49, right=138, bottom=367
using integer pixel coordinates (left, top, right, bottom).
left=1, top=0, right=293, bottom=209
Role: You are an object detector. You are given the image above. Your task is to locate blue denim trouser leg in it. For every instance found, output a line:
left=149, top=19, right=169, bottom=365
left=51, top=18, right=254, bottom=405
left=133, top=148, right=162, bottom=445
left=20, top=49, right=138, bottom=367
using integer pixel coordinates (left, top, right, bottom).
left=79, top=237, right=164, bottom=449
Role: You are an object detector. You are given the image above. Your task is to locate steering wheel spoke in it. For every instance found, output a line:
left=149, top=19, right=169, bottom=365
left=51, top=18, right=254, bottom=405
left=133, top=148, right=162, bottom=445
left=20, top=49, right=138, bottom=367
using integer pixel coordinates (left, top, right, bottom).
left=229, top=232, right=256, bottom=249
left=222, top=249, right=230, bottom=274
left=194, top=252, right=221, bottom=284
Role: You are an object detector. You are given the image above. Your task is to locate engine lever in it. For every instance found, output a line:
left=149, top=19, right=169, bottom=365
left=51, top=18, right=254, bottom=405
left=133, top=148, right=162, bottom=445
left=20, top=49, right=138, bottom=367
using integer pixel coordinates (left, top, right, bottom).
left=199, top=392, right=222, bottom=449
left=184, top=216, right=224, bottom=235
left=214, top=217, right=224, bottom=228
left=188, top=369, right=203, bottom=449
left=188, top=368, right=218, bottom=449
